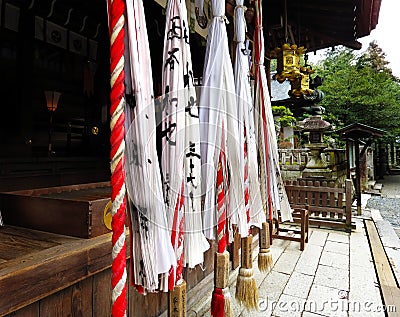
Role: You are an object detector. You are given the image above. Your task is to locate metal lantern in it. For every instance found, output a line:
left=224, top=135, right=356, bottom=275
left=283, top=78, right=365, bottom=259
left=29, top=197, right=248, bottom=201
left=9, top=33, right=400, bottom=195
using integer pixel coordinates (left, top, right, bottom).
left=44, top=90, right=62, bottom=112
left=271, top=43, right=305, bottom=83
left=288, top=77, right=302, bottom=98
left=44, top=90, right=62, bottom=155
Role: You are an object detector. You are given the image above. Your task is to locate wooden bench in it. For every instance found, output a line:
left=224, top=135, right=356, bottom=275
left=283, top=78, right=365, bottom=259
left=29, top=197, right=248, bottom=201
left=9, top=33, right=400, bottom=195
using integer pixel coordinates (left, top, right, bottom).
left=284, top=178, right=355, bottom=232
left=271, top=207, right=309, bottom=251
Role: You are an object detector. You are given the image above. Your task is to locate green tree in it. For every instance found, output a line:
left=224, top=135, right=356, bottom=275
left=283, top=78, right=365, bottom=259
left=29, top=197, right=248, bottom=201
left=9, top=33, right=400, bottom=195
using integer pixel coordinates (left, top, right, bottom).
left=357, top=41, right=393, bottom=78
left=315, top=46, right=400, bottom=145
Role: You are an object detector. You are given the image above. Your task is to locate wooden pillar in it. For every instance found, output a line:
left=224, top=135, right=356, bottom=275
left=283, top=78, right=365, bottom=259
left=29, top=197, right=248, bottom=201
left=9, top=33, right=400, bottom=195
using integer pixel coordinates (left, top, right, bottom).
left=17, top=8, right=34, bottom=145
left=346, top=139, right=351, bottom=179
left=266, top=59, right=272, bottom=97
left=355, top=139, right=361, bottom=215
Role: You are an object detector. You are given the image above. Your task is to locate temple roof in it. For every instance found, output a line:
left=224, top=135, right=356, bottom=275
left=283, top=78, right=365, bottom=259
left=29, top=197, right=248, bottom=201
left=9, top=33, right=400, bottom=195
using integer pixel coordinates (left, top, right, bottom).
left=262, top=0, right=382, bottom=53
left=336, top=122, right=385, bottom=140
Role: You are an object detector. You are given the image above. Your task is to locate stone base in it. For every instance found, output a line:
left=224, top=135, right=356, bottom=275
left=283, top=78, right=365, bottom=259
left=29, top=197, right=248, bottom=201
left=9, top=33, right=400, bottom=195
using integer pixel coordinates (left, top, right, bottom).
left=301, top=168, right=333, bottom=179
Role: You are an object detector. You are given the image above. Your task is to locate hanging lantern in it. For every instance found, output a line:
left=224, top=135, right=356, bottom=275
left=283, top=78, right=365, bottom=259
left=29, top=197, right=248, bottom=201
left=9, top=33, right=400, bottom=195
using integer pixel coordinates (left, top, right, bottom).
left=271, top=43, right=305, bottom=83
left=288, top=66, right=314, bottom=98
left=288, top=76, right=302, bottom=98
left=44, top=90, right=62, bottom=112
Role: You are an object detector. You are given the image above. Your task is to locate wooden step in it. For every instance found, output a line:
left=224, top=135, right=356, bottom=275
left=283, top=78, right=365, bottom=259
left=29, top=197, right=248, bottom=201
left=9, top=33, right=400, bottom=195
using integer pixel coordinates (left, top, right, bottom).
left=374, top=183, right=383, bottom=192
left=368, top=180, right=376, bottom=189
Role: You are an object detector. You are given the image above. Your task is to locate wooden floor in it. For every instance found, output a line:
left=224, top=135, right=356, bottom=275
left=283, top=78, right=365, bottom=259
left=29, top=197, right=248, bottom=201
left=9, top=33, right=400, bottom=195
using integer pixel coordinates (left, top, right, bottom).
left=0, top=225, right=218, bottom=317
left=0, top=226, right=78, bottom=265
left=0, top=226, right=113, bottom=316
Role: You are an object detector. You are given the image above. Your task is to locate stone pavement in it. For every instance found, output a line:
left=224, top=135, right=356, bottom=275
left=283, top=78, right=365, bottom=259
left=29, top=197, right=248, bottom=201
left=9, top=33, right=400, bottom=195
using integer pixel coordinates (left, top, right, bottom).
left=188, top=176, right=400, bottom=317
left=190, top=218, right=389, bottom=317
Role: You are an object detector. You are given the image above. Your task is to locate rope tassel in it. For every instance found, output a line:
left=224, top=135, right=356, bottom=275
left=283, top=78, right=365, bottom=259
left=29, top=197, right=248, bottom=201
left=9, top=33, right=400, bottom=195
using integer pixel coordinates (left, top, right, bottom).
left=258, top=222, right=273, bottom=272
left=235, top=235, right=258, bottom=311
left=211, top=251, right=232, bottom=317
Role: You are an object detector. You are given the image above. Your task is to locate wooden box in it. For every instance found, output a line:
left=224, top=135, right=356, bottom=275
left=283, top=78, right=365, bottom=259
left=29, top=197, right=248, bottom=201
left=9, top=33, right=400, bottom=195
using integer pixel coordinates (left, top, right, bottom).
left=0, top=182, right=112, bottom=238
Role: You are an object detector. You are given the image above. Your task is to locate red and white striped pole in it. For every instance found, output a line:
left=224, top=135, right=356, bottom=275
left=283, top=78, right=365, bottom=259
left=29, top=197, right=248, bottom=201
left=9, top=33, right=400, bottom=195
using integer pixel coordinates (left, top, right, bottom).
left=107, top=0, right=127, bottom=316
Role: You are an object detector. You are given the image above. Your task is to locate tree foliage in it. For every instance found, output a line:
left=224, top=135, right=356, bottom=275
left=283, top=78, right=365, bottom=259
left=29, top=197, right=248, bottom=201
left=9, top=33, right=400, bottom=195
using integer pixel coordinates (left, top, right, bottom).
left=314, top=43, right=400, bottom=144
left=271, top=105, right=296, bottom=127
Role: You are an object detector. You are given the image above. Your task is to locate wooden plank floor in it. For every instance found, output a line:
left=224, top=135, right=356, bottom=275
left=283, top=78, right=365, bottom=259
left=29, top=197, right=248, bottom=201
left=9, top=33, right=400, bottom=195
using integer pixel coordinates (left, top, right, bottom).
left=0, top=226, right=78, bottom=265
left=0, top=226, right=112, bottom=315
left=365, top=219, right=400, bottom=316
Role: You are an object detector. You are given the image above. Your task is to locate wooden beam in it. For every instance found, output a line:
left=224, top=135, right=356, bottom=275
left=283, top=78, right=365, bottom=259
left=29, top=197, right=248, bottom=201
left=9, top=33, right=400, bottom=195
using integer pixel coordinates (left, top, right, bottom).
left=365, top=220, right=400, bottom=317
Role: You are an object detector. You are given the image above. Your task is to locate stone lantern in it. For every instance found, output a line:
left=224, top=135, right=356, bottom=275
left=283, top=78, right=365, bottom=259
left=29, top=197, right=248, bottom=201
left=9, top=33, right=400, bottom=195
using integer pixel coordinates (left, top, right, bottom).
left=302, top=115, right=332, bottom=179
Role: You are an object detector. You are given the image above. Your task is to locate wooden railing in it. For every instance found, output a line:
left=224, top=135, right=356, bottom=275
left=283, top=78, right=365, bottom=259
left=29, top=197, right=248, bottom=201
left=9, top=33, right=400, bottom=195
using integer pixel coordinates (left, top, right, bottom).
left=284, top=178, right=354, bottom=232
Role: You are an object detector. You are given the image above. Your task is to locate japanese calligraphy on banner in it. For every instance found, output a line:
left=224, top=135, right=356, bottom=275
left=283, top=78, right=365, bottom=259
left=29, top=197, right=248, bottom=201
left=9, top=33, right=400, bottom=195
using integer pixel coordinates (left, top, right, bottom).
left=160, top=0, right=209, bottom=291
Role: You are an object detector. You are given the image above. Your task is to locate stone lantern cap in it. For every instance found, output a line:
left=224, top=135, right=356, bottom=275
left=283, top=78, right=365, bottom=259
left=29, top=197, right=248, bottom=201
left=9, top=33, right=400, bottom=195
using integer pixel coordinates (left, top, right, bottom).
left=302, top=115, right=331, bottom=132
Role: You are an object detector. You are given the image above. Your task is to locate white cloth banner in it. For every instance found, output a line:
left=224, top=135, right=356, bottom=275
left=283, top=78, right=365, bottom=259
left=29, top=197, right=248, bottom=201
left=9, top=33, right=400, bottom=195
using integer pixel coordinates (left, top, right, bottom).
left=199, top=0, right=247, bottom=240
left=124, top=0, right=176, bottom=293
left=254, top=0, right=292, bottom=222
left=160, top=0, right=209, bottom=289
left=233, top=0, right=265, bottom=228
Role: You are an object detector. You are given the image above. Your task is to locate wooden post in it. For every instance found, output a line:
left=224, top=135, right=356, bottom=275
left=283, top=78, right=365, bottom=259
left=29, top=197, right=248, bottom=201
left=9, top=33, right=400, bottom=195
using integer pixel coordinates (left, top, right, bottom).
left=345, top=179, right=352, bottom=229
left=215, top=252, right=230, bottom=289
left=232, top=229, right=240, bottom=269
left=355, top=139, right=361, bottom=215
left=169, top=280, right=187, bottom=317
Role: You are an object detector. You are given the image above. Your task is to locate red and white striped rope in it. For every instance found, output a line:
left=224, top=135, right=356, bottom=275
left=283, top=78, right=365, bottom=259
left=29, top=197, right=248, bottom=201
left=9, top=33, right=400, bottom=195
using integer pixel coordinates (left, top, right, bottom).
left=107, top=0, right=127, bottom=316
left=216, top=149, right=228, bottom=253
left=243, top=128, right=250, bottom=226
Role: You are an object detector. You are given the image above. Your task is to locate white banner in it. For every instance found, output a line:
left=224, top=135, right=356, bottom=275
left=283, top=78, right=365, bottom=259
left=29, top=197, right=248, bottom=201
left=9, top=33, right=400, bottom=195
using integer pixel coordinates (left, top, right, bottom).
left=46, top=20, right=67, bottom=49
left=4, top=3, right=19, bottom=32
left=35, top=16, right=44, bottom=40
left=69, top=31, right=87, bottom=55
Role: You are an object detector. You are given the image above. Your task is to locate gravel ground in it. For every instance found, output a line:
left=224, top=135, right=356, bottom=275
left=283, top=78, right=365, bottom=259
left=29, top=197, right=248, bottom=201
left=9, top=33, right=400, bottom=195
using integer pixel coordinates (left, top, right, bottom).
left=366, top=196, right=400, bottom=228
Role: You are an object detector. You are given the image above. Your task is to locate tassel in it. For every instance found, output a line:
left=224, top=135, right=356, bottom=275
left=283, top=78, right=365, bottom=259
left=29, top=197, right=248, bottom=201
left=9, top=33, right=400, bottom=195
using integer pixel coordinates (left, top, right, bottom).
left=222, top=287, right=233, bottom=317
left=235, top=235, right=259, bottom=310
left=211, top=251, right=231, bottom=317
left=168, top=280, right=187, bottom=317
left=258, top=222, right=273, bottom=272
left=211, top=288, right=225, bottom=317
left=235, top=268, right=258, bottom=310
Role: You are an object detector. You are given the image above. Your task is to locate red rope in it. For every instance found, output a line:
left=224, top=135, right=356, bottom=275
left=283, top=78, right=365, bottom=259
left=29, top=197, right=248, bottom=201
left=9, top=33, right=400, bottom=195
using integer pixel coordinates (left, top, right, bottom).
left=168, top=182, right=185, bottom=290
left=243, top=128, right=250, bottom=227
left=216, top=149, right=228, bottom=253
left=107, top=0, right=127, bottom=316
